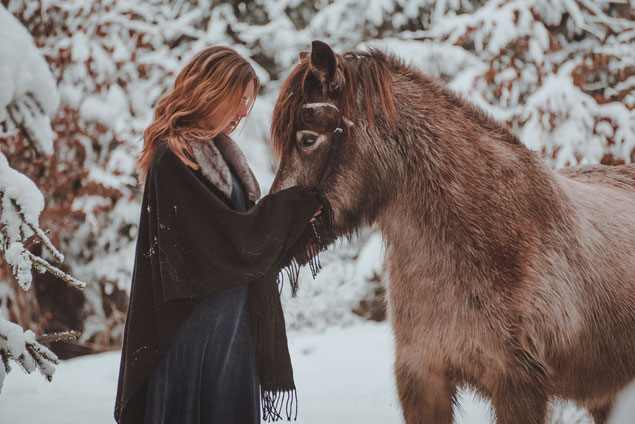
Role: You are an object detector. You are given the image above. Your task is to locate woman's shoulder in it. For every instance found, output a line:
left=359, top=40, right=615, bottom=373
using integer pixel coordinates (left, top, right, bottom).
left=145, top=141, right=193, bottom=185
left=151, top=141, right=174, bottom=165
left=144, top=140, right=236, bottom=209
left=149, top=141, right=187, bottom=172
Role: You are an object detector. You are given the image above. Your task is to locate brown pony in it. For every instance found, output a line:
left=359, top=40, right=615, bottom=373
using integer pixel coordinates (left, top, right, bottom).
left=269, top=41, right=635, bottom=423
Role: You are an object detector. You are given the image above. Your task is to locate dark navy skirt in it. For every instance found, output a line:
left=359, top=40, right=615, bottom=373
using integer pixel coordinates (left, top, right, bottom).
left=144, top=284, right=260, bottom=424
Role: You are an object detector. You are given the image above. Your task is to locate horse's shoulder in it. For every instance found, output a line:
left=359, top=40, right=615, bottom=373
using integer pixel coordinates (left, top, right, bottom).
left=558, top=164, right=635, bottom=191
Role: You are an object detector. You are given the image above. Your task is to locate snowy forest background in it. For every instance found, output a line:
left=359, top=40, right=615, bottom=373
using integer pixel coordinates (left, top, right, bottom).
left=0, top=0, right=633, bottom=423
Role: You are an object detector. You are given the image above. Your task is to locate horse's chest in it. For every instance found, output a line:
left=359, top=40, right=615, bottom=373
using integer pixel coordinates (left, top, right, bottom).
left=386, top=268, right=507, bottom=377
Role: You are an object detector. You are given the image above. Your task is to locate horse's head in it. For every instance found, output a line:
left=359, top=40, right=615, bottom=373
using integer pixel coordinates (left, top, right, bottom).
left=270, top=40, right=397, bottom=238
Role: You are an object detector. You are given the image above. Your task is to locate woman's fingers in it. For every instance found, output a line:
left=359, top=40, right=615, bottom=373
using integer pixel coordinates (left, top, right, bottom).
left=309, top=206, right=323, bottom=222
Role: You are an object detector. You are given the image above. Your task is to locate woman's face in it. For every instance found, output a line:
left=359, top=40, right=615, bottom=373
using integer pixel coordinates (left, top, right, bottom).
left=206, top=80, right=255, bottom=134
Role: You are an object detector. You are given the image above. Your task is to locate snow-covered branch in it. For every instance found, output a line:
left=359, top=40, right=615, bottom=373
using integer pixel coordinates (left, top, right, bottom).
left=0, top=154, right=85, bottom=291
left=0, top=319, right=58, bottom=393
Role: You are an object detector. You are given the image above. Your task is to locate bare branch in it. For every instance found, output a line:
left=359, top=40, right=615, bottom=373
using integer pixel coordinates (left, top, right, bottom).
left=6, top=101, right=41, bottom=158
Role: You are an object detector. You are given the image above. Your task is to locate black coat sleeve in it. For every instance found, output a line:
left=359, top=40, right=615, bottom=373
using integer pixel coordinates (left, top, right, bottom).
left=145, top=146, right=322, bottom=303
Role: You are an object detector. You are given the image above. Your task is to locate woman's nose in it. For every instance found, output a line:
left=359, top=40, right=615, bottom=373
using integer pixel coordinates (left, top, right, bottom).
left=236, top=103, right=248, bottom=118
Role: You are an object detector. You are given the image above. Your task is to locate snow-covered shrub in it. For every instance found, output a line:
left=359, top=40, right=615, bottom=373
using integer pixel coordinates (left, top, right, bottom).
left=0, top=3, right=85, bottom=392
left=0, top=4, right=58, bottom=155
left=422, top=0, right=635, bottom=166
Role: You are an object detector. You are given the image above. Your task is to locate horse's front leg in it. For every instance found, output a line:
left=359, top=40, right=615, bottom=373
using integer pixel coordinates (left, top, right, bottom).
left=490, top=377, right=548, bottom=424
left=394, top=346, right=456, bottom=424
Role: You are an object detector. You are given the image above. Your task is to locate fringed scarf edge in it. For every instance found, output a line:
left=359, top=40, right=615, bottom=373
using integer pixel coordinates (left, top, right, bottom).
left=260, top=201, right=335, bottom=422
left=261, top=388, right=298, bottom=422
left=276, top=202, right=336, bottom=297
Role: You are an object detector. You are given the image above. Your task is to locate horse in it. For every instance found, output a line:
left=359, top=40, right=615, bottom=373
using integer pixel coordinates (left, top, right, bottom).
left=269, top=40, right=635, bottom=424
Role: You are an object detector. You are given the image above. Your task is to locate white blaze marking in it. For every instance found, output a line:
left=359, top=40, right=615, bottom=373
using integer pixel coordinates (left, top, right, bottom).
left=303, top=102, right=340, bottom=112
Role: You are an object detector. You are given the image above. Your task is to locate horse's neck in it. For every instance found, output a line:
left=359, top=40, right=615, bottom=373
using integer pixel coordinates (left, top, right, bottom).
left=376, top=79, right=569, bottom=281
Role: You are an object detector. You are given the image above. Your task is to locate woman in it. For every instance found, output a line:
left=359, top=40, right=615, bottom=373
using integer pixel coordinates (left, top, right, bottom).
left=115, top=46, right=323, bottom=424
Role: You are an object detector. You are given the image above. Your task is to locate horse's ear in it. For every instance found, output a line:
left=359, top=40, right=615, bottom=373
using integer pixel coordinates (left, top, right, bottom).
left=299, top=51, right=309, bottom=60
left=310, top=40, right=340, bottom=93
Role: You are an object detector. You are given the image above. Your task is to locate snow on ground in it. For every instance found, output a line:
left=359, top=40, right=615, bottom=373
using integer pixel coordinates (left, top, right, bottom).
left=0, top=321, right=607, bottom=424
left=289, top=323, right=494, bottom=424
left=0, top=322, right=490, bottom=424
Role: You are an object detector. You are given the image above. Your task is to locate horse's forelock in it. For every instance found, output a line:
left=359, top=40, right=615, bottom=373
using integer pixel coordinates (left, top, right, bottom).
left=270, top=61, right=312, bottom=160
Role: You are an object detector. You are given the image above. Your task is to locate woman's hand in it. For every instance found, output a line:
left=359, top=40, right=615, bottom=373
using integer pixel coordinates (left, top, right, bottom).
left=309, top=206, right=323, bottom=223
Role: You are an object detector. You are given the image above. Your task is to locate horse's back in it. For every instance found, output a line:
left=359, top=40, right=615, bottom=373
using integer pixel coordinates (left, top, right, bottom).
left=555, top=163, right=635, bottom=262
left=558, top=163, right=635, bottom=191
left=557, top=163, right=635, bottom=231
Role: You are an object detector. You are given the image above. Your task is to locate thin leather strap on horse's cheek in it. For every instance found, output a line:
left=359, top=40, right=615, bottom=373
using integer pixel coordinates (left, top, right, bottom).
left=316, top=122, right=344, bottom=191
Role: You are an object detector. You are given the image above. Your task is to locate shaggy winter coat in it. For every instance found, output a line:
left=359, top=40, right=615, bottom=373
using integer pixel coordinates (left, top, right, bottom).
left=269, top=41, right=635, bottom=423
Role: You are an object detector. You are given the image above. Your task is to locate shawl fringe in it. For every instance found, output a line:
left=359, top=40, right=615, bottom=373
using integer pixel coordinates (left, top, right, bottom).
left=277, top=203, right=335, bottom=297
left=261, top=389, right=298, bottom=422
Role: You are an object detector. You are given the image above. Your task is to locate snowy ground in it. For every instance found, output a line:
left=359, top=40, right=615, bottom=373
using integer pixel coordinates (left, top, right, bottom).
left=0, top=322, right=606, bottom=424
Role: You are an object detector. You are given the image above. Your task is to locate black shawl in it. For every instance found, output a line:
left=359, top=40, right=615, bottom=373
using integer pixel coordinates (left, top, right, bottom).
left=114, top=139, right=328, bottom=423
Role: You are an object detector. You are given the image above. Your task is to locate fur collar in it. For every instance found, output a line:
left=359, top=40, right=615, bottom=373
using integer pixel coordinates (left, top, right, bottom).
left=188, top=133, right=261, bottom=203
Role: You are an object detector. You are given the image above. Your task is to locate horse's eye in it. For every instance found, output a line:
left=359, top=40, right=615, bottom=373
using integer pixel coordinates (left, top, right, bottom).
left=300, top=134, right=317, bottom=147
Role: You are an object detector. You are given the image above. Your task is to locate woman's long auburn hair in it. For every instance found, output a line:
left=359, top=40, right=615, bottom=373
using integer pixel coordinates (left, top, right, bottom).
left=138, top=46, right=259, bottom=185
